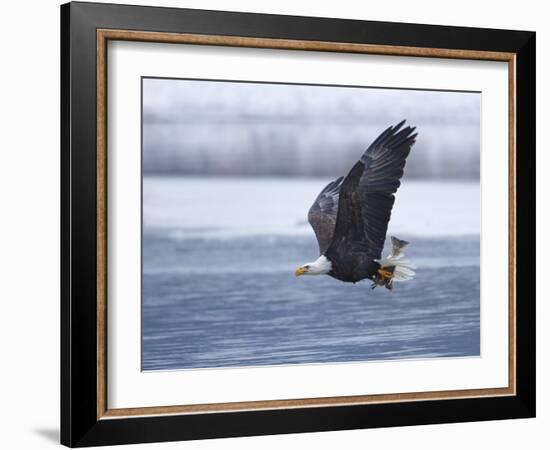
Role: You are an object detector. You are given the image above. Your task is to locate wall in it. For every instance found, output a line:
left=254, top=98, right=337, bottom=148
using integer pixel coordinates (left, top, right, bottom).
left=0, top=0, right=546, bottom=448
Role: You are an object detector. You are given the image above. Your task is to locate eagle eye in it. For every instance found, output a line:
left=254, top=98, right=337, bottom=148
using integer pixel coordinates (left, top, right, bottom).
left=305, top=265, right=310, bottom=269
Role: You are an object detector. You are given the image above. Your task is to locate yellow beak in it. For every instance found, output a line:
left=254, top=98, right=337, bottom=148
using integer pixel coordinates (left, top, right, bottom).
left=295, top=267, right=308, bottom=277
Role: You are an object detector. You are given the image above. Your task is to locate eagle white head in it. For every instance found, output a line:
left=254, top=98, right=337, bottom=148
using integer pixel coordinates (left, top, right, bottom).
left=295, top=255, right=332, bottom=276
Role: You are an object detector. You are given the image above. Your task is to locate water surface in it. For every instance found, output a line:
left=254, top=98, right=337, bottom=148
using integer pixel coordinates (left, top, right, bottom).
left=142, top=177, right=480, bottom=370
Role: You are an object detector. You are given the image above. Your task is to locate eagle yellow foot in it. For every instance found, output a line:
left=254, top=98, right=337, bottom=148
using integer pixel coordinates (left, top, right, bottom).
left=375, top=268, right=395, bottom=292
left=377, top=269, right=393, bottom=281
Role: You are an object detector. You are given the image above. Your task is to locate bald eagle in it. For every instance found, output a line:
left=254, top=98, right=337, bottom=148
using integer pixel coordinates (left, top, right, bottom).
left=295, top=120, right=417, bottom=290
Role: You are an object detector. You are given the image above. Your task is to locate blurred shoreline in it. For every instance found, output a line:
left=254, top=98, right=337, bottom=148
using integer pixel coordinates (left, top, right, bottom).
left=143, top=79, right=480, bottom=180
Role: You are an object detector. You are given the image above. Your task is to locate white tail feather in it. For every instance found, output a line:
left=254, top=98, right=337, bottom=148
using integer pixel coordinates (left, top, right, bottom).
left=392, top=259, right=416, bottom=282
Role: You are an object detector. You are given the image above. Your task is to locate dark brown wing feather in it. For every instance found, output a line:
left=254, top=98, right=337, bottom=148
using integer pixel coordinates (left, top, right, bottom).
left=307, top=176, right=344, bottom=254
left=325, top=121, right=417, bottom=281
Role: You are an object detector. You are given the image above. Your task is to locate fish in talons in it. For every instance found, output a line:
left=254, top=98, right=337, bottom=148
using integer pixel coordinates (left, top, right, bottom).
left=371, top=236, right=416, bottom=291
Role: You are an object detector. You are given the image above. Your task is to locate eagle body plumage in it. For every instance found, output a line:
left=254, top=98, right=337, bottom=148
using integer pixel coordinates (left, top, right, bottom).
left=298, top=120, right=417, bottom=288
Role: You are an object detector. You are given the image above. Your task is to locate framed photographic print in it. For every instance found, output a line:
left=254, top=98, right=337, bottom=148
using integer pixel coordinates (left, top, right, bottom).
left=60, top=1, right=535, bottom=447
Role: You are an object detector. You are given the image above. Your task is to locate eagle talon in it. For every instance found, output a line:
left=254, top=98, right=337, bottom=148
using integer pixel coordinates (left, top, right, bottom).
left=377, top=269, right=393, bottom=281
left=374, top=268, right=396, bottom=291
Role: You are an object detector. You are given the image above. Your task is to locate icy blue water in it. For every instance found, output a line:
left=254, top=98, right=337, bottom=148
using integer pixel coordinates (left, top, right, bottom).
left=142, top=177, right=480, bottom=370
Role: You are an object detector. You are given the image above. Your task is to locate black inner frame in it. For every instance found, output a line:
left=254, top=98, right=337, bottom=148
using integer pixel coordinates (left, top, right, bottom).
left=61, top=2, right=535, bottom=447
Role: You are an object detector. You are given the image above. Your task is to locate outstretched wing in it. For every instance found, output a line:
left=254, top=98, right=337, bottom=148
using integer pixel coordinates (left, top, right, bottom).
left=308, top=176, right=344, bottom=254
left=326, top=120, right=417, bottom=265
